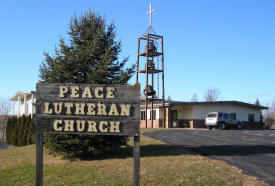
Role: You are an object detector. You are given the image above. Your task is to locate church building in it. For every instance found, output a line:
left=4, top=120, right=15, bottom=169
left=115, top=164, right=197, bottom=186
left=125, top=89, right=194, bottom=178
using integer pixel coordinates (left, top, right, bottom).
left=140, top=100, right=267, bottom=128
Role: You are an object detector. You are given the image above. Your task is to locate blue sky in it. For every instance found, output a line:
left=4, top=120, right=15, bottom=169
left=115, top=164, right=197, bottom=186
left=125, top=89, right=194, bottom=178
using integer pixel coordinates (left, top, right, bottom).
left=0, top=0, right=274, bottom=106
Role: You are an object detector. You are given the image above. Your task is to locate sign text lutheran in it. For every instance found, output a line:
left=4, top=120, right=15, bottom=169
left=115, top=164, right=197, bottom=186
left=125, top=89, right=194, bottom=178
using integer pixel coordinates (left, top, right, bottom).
left=36, top=83, right=140, bottom=136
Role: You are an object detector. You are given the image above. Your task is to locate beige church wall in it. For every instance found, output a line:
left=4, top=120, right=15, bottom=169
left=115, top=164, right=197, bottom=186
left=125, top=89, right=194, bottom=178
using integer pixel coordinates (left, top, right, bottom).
left=191, top=104, right=261, bottom=122
left=192, top=105, right=228, bottom=120
left=159, top=108, right=163, bottom=119
left=227, top=105, right=260, bottom=121
left=172, top=106, right=193, bottom=119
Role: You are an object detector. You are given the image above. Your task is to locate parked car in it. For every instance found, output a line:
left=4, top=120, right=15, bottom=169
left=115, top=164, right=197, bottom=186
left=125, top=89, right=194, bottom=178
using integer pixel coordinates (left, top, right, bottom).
left=205, top=112, right=242, bottom=130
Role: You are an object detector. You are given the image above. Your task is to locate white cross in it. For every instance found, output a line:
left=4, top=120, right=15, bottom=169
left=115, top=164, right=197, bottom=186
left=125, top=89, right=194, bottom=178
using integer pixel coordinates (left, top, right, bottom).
left=146, top=2, right=157, bottom=33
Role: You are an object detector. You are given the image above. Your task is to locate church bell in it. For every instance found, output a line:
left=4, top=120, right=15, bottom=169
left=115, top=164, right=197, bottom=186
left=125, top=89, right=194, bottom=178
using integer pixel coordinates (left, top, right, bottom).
left=145, top=41, right=157, bottom=53
left=147, top=59, right=155, bottom=70
left=143, top=85, right=156, bottom=97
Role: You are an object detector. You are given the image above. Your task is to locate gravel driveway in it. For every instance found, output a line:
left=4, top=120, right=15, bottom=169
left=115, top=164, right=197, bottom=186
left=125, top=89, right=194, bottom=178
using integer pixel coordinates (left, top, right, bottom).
left=143, top=129, right=275, bottom=186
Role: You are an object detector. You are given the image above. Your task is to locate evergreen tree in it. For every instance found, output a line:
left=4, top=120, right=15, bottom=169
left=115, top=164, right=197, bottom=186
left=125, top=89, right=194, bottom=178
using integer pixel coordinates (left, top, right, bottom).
left=17, top=115, right=26, bottom=146
left=191, top=93, right=198, bottom=102
left=23, top=115, right=31, bottom=145
left=6, top=116, right=17, bottom=144
left=10, top=117, right=20, bottom=145
left=5, top=117, right=11, bottom=144
left=27, top=115, right=35, bottom=144
left=40, top=11, right=134, bottom=84
left=39, top=10, right=135, bottom=159
left=255, top=98, right=264, bottom=123
left=5, top=116, right=34, bottom=146
left=255, top=98, right=260, bottom=106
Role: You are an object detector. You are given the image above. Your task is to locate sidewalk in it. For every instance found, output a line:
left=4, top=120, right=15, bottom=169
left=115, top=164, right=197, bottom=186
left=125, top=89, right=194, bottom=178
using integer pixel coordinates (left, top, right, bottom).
left=0, top=142, right=14, bottom=150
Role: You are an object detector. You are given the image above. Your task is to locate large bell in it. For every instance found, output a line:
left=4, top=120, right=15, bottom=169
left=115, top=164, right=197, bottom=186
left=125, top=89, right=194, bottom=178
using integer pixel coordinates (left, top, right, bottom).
left=143, top=85, right=156, bottom=97
left=145, top=42, right=157, bottom=53
left=147, top=60, right=155, bottom=70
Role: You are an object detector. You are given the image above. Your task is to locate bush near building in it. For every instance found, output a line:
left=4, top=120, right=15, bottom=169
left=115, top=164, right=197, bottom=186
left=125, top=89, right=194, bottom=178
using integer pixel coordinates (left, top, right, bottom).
left=6, top=115, right=35, bottom=146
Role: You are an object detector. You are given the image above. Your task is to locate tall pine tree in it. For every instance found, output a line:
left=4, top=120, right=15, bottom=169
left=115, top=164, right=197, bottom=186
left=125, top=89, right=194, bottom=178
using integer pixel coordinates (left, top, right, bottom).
left=255, top=98, right=260, bottom=106
left=40, top=10, right=135, bottom=159
left=255, top=98, right=264, bottom=123
left=191, top=93, right=198, bottom=102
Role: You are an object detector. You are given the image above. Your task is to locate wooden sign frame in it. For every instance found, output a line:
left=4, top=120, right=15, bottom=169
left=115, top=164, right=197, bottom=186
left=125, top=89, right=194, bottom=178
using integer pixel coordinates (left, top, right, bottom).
left=35, top=83, right=140, bottom=186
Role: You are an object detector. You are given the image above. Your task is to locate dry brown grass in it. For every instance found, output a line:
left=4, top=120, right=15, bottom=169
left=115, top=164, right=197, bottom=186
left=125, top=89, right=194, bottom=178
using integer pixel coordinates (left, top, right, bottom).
left=0, top=134, right=269, bottom=186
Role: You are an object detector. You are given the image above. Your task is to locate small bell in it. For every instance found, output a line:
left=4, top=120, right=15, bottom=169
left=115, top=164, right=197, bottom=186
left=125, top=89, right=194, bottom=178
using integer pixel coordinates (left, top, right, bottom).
left=147, top=60, right=155, bottom=70
left=143, top=85, right=156, bottom=97
left=145, top=42, right=157, bottom=53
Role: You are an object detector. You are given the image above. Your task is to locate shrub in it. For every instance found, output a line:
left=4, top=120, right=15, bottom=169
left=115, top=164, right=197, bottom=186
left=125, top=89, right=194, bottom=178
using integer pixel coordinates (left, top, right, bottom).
left=5, top=115, right=35, bottom=146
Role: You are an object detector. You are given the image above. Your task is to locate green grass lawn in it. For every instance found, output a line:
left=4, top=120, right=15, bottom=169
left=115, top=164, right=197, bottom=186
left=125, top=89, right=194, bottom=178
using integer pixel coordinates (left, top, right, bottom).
left=0, top=133, right=267, bottom=186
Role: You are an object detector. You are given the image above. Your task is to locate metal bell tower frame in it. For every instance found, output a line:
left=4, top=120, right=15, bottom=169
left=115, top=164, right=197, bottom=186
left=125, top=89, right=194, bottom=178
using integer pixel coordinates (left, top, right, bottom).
left=136, top=3, right=166, bottom=128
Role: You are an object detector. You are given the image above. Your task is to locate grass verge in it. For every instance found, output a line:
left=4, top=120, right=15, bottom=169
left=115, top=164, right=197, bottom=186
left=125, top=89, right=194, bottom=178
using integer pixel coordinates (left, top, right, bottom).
left=0, top=134, right=267, bottom=186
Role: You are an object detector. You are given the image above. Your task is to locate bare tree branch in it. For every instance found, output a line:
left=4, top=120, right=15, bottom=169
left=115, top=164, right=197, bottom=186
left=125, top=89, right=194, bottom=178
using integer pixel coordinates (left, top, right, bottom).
left=204, top=88, right=221, bottom=102
left=0, top=97, right=11, bottom=142
left=263, top=100, right=275, bottom=128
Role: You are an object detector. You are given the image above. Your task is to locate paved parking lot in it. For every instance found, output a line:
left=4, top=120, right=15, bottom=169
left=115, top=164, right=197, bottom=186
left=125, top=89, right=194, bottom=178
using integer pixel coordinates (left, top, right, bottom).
left=144, top=129, right=275, bottom=185
left=0, top=143, right=13, bottom=149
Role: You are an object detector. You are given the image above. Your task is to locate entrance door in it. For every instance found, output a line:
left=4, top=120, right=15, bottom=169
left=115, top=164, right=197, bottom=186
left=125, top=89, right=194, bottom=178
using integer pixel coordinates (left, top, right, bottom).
left=171, top=110, right=178, bottom=127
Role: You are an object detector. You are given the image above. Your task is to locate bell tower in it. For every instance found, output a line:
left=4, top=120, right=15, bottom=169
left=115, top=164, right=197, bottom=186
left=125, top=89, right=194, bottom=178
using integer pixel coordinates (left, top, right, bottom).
left=136, top=3, right=166, bottom=128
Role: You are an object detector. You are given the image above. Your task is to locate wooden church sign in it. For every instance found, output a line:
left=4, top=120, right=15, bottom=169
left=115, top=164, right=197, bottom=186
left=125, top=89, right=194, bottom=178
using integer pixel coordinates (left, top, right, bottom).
left=36, top=83, right=140, bottom=136
left=35, top=83, right=140, bottom=186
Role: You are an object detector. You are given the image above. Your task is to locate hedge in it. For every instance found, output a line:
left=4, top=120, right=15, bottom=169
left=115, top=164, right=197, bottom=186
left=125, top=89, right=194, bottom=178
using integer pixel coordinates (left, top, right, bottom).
left=6, top=115, right=35, bottom=146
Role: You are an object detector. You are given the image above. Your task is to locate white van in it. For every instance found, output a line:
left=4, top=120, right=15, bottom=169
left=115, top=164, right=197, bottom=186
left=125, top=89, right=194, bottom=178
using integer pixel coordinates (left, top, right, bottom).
left=205, top=112, right=242, bottom=130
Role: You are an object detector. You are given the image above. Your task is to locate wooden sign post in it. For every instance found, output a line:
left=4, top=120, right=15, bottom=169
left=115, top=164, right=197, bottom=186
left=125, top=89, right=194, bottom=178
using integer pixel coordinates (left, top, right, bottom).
left=35, top=83, right=140, bottom=186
